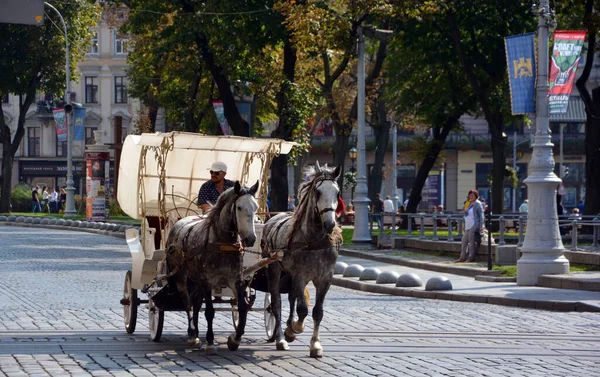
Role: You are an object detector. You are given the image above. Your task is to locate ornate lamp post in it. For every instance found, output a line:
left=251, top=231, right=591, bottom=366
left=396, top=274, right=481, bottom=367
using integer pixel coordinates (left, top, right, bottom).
left=517, top=0, right=569, bottom=285
left=351, top=26, right=371, bottom=243
left=348, top=146, right=357, bottom=203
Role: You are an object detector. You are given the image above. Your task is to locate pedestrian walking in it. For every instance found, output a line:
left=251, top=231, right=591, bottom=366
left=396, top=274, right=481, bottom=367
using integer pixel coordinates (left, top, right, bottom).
left=31, top=185, right=41, bottom=213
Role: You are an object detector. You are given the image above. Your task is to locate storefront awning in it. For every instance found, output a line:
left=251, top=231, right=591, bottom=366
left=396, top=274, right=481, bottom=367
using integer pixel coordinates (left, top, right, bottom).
left=550, top=96, right=586, bottom=122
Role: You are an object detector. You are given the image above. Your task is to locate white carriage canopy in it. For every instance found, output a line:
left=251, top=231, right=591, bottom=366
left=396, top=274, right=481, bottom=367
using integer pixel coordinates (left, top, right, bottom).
left=117, top=132, right=296, bottom=220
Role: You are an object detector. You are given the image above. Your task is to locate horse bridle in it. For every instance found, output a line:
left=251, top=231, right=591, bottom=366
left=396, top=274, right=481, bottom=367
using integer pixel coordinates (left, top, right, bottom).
left=311, top=176, right=339, bottom=216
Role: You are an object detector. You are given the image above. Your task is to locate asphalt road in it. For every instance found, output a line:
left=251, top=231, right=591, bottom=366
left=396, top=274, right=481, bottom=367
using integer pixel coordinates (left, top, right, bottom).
left=0, top=226, right=599, bottom=376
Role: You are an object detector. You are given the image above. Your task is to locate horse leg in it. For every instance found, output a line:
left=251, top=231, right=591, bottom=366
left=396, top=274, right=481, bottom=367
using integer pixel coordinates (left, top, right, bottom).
left=203, top=286, right=217, bottom=355
left=175, top=277, right=200, bottom=346
left=285, top=278, right=307, bottom=343
left=308, top=278, right=332, bottom=358
left=227, top=280, right=248, bottom=351
left=266, top=265, right=288, bottom=350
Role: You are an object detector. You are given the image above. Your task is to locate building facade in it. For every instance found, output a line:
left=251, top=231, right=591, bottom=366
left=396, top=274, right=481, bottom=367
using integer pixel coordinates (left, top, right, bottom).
left=1, top=12, right=147, bottom=196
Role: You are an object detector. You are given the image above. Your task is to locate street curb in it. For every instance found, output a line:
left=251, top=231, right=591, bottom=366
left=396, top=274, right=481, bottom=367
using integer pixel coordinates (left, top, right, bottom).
left=331, top=276, right=600, bottom=313
left=340, top=248, right=501, bottom=277
left=0, top=221, right=128, bottom=239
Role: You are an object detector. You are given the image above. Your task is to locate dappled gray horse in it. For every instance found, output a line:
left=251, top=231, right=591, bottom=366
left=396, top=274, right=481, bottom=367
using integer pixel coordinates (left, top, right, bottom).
left=164, top=181, right=259, bottom=354
left=261, top=162, right=342, bottom=358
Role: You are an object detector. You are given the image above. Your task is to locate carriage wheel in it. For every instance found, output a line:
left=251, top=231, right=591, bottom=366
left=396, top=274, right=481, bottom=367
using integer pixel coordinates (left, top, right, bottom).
left=123, top=270, right=137, bottom=334
left=264, top=293, right=276, bottom=342
left=148, top=298, right=164, bottom=342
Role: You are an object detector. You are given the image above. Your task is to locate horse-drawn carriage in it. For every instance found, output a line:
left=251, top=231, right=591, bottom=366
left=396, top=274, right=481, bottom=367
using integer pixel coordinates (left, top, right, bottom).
left=118, top=131, right=342, bottom=357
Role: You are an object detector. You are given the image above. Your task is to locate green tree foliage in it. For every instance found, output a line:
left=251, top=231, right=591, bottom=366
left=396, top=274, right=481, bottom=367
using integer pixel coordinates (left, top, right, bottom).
left=0, top=1, right=100, bottom=213
left=390, top=0, right=535, bottom=213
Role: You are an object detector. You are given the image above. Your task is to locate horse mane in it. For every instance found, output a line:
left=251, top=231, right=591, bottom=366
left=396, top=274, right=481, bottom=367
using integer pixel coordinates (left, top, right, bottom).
left=289, top=164, right=341, bottom=245
left=203, top=184, right=246, bottom=232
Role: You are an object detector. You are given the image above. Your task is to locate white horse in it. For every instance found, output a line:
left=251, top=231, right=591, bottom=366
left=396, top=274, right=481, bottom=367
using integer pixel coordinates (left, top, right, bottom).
left=261, top=162, right=341, bottom=358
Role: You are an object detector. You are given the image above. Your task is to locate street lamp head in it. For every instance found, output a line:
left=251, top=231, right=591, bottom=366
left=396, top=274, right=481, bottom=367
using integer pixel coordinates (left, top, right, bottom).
left=349, top=147, right=358, bottom=161
left=502, top=132, right=508, bottom=143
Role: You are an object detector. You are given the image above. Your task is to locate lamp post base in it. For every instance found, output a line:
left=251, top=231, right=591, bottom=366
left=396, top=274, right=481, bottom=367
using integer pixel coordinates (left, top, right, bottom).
left=351, top=195, right=371, bottom=243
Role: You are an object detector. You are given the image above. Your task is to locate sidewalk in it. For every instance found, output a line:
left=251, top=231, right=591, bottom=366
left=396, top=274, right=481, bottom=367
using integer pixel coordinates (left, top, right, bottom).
left=334, top=244, right=600, bottom=312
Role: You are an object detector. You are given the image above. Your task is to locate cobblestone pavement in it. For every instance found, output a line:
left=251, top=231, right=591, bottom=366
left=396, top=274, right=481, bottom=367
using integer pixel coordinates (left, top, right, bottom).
left=0, top=226, right=599, bottom=377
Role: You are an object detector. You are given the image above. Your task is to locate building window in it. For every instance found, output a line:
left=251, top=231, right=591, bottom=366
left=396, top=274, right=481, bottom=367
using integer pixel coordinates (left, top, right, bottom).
left=88, top=31, right=99, bottom=54
left=114, top=77, right=127, bottom=103
left=85, top=127, right=98, bottom=145
left=85, top=76, right=98, bottom=103
left=114, top=31, right=129, bottom=54
left=56, top=135, right=67, bottom=157
left=28, top=127, right=41, bottom=157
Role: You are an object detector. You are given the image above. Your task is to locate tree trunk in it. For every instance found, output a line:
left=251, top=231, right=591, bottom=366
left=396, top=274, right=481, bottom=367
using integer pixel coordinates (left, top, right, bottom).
left=575, top=1, right=600, bottom=216
left=584, top=87, right=600, bottom=216
left=405, top=115, right=460, bottom=216
left=0, top=93, right=32, bottom=212
left=368, top=99, right=390, bottom=200
left=332, top=125, right=350, bottom=190
left=270, top=40, right=297, bottom=212
left=193, top=34, right=249, bottom=136
left=183, top=69, right=202, bottom=132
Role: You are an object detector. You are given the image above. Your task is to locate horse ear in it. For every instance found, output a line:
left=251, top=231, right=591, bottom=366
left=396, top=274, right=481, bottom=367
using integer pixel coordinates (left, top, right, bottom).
left=333, top=165, right=341, bottom=180
left=315, top=160, right=321, bottom=172
left=234, top=181, right=241, bottom=194
left=249, top=180, right=259, bottom=196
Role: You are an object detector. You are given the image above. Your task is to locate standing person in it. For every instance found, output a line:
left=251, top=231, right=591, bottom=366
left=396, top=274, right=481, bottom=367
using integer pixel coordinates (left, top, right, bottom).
left=456, top=189, right=484, bottom=263
left=31, top=185, right=41, bottom=213
left=41, top=186, right=49, bottom=213
left=383, top=195, right=395, bottom=213
left=49, top=187, right=58, bottom=213
left=519, top=199, right=529, bottom=213
left=197, top=161, right=235, bottom=213
left=372, top=193, right=385, bottom=231
left=59, top=187, right=67, bottom=213
left=557, top=194, right=565, bottom=236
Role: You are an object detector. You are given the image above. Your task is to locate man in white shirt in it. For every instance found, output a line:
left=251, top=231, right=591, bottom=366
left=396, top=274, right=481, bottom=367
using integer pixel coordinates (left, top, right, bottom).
left=519, top=199, right=528, bottom=213
left=49, top=188, right=58, bottom=213
left=383, top=196, right=395, bottom=213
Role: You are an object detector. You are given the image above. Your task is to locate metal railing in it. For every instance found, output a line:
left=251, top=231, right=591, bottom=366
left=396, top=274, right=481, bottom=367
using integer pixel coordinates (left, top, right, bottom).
left=367, top=213, right=600, bottom=251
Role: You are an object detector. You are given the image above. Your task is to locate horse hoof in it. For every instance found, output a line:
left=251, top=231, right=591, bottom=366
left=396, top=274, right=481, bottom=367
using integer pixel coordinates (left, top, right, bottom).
left=187, top=337, right=200, bottom=346
left=276, top=340, right=289, bottom=351
left=205, top=345, right=218, bottom=356
left=310, top=348, right=323, bottom=358
left=292, top=321, right=304, bottom=334
left=227, top=334, right=240, bottom=351
left=284, top=327, right=297, bottom=343
left=310, top=339, right=323, bottom=358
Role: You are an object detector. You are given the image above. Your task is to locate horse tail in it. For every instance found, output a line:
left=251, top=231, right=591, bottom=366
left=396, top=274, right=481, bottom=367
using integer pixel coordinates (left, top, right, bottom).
left=304, top=287, right=311, bottom=308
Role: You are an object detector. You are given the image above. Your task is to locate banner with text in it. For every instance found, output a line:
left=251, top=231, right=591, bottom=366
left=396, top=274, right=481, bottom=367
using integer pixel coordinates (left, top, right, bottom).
left=549, top=31, right=586, bottom=114
left=74, top=107, right=85, bottom=141
left=53, top=107, right=67, bottom=142
left=212, top=100, right=232, bottom=135
left=504, top=33, right=536, bottom=114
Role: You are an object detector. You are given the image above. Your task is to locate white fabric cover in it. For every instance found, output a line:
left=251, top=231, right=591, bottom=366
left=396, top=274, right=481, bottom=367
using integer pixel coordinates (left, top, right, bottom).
left=117, top=132, right=295, bottom=219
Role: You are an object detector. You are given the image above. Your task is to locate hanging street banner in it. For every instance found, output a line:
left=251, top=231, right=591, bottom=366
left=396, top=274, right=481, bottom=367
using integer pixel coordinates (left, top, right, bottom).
left=74, top=107, right=85, bottom=141
left=212, top=100, right=232, bottom=135
left=549, top=31, right=586, bottom=114
left=504, top=33, right=536, bottom=114
left=53, top=108, right=67, bottom=142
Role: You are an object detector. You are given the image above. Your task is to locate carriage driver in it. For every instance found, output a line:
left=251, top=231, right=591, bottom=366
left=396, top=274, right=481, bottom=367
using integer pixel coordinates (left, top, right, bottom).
left=197, top=161, right=235, bottom=213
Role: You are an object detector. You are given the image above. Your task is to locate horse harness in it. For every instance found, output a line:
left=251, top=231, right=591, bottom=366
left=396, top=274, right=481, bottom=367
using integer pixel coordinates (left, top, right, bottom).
left=181, top=190, right=249, bottom=261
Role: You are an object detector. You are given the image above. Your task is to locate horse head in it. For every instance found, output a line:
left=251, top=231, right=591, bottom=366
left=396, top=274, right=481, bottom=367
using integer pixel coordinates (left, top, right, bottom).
left=233, top=180, right=259, bottom=247
left=313, top=161, right=341, bottom=233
